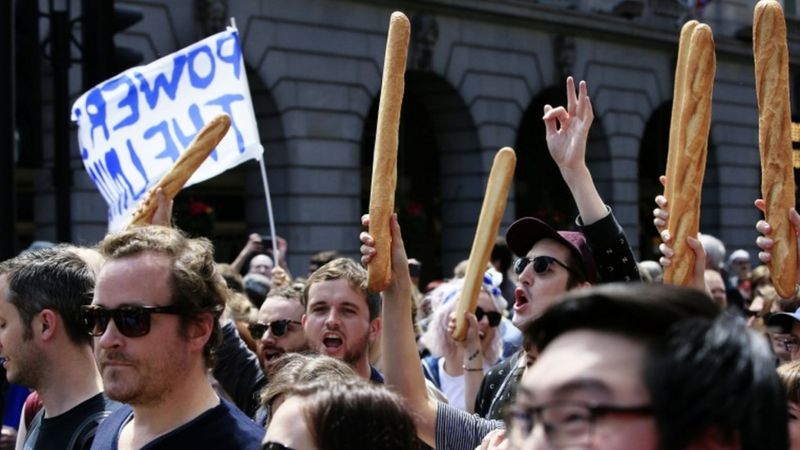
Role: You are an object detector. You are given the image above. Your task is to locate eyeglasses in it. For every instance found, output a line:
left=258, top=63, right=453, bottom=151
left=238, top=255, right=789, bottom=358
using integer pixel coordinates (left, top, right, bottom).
left=248, top=320, right=302, bottom=339
left=81, top=304, right=184, bottom=338
left=514, top=256, right=577, bottom=276
left=475, top=306, right=502, bottom=327
left=509, top=400, right=652, bottom=448
left=262, top=443, right=294, bottom=450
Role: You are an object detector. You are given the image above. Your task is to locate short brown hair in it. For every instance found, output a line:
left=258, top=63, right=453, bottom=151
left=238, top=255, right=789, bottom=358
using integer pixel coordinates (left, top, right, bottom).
left=285, top=378, right=418, bottom=450
left=98, top=226, right=225, bottom=367
left=303, top=258, right=381, bottom=320
left=260, top=353, right=355, bottom=423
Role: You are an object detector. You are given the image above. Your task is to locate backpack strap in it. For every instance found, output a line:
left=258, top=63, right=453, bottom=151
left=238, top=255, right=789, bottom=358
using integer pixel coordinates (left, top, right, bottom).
left=21, top=409, right=44, bottom=450
left=67, top=409, right=114, bottom=450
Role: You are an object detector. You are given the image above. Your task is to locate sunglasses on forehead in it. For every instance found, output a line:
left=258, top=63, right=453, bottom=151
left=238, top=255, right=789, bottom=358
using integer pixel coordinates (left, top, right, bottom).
left=514, top=255, right=577, bottom=276
left=248, top=320, right=302, bottom=339
left=81, top=304, right=185, bottom=338
left=475, top=306, right=502, bottom=327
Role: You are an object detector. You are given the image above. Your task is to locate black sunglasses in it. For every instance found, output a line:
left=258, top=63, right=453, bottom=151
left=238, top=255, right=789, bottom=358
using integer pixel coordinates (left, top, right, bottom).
left=248, top=320, right=302, bottom=339
left=262, top=443, right=294, bottom=450
left=514, top=256, right=577, bottom=276
left=81, top=304, right=184, bottom=338
left=475, top=306, right=502, bottom=327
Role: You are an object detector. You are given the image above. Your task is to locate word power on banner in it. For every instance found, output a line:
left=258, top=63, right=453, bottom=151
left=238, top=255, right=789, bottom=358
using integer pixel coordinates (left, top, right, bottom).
left=71, top=27, right=263, bottom=231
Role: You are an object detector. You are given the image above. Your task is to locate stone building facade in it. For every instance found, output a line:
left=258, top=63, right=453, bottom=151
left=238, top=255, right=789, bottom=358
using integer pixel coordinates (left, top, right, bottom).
left=17, top=0, right=800, bottom=281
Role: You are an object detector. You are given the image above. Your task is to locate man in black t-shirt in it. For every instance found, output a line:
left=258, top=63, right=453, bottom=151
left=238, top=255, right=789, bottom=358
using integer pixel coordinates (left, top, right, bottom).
left=0, top=247, right=117, bottom=450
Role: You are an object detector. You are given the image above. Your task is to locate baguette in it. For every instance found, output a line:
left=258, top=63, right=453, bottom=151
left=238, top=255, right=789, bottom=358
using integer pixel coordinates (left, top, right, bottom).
left=663, top=23, right=715, bottom=287
left=754, top=0, right=797, bottom=298
left=452, top=148, right=516, bottom=341
left=367, top=12, right=410, bottom=293
left=127, top=114, right=231, bottom=228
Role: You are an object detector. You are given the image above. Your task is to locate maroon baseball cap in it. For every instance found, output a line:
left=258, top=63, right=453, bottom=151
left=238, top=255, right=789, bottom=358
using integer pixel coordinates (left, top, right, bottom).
left=505, top=217, right=599, bottom=284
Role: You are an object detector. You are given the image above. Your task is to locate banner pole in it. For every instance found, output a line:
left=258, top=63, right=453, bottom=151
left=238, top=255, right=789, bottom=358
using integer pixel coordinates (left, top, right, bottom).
left=258, top=156, right=279, bottom=257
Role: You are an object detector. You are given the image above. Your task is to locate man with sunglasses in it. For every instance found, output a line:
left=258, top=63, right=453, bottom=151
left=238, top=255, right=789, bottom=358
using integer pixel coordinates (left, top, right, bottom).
left=475, top=77, right=640, bottom=421
left=250, top=287, right=307, bottom=372
left=87, top=226, right=263, bottom=449
left=0, top=247, right=117, bottom=450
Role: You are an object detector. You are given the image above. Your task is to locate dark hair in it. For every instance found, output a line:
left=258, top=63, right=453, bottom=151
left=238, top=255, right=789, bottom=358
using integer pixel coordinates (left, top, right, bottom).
left=304, top=258, right=381, bottom=320
left=528, top=283, right=720, bottom=351
left=266, top=285, right=304, bottom=305
left=309, top=251, right=340, bottom=272
left=645, top=314, right=788, bottom=450
left=0, top=246, right=96, bottom=346
left=216, top=263, right=244, bottom=293
left=98, top=226, right=225, bottom=367
left=491, top=237, right=513, bottom=273
left=286, top=378, right=418, bottom=450
left=563, top=248, right=588, bottom=289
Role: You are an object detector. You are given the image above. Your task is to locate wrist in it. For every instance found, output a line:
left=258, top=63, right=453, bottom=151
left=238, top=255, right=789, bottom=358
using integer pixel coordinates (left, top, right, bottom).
left=559, top=163, right=590, bottom=185
left=462, top=365, right=483, bottom=372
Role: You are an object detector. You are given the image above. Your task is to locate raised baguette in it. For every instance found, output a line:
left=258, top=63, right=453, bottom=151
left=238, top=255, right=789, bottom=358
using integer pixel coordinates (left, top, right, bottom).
left=127, top=114, right=230, bottom=228
left=754, top=0, right=797, bottom=298
left=663, top=23, right=715, bottom=287
left=452, top=148, right=516, bottom=341
left=367, top=12, right=410, bottom=293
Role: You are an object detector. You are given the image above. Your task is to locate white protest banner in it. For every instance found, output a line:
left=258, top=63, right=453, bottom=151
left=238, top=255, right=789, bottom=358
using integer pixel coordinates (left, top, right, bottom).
left=71, top=27, right=262, bottom=232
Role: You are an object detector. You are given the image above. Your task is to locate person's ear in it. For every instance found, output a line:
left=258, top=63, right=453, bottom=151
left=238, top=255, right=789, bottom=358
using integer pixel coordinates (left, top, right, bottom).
left=187, top=313, right=214, bottom=352
left=368, top=317, right=382, bottom=343
left=38, top=309, right=58, bottom=342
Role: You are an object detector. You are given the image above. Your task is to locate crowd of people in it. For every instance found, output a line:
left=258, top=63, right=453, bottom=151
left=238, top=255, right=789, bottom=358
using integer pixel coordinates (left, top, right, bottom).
left=1, top=77, right=800, bottom=450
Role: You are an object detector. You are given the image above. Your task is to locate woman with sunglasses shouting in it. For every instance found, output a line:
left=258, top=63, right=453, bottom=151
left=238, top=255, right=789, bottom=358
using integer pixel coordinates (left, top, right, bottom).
left=418, top=272, right=507, bottom=412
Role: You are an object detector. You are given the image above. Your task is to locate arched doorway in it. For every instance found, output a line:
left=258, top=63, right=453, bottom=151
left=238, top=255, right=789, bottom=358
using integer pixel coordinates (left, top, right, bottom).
left=638, top=102, right=670, bottom=261
left=361, top=71, right=480, bottom=288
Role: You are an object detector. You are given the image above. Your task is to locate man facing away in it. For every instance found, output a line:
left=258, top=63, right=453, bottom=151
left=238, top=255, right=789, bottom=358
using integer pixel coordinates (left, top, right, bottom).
left=0, top=247, right=116, bottom=450
left=88, top=226, right=263, bottom=450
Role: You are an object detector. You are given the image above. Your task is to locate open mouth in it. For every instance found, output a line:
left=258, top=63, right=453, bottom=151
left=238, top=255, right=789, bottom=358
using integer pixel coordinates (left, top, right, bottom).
left=264, top=349, right=284, bottom=362
left=322, top=333, right=343, bottom=351
left=514, top=288, right=529, bottom=310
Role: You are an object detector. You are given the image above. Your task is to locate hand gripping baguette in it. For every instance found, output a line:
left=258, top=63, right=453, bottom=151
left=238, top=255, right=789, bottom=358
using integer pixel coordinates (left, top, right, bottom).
left=663, top=23, right=715, bottom=287
left=367, top=12, right=410, bottom=293
left=126, top=114, right=231, bottom=228
left=452, top=148, right=516, bottom=341
left=754, top=0, right=797, bottom=298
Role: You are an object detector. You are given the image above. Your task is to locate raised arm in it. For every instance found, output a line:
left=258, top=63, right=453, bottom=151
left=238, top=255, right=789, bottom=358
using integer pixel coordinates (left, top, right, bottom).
left=544, top=77, right=606, bottom=225
left=361, top=214, right=438, bottom=445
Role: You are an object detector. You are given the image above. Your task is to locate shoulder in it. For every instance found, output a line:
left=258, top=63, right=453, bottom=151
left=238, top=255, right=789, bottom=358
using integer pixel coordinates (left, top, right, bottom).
left=142, top=401, right=264, bottom=449
left=90, top=405, right=133, bottom=450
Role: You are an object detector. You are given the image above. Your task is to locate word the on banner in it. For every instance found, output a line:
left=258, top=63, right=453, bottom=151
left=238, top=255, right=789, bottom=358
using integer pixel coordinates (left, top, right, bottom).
left=72, top=27, right=263, bottom=231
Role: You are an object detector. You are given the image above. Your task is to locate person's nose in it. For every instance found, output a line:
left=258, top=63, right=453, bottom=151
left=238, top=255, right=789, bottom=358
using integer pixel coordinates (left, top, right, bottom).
left=97, top=318, right=123, bottom=349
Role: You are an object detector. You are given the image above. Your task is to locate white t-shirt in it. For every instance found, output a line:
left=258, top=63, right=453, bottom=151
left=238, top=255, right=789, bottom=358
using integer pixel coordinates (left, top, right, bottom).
left=437, top=358, right=490, bottom=411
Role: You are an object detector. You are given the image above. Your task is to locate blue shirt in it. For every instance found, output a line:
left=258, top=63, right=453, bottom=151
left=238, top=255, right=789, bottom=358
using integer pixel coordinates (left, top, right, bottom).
left=90, top=398, right=263, bottom=450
